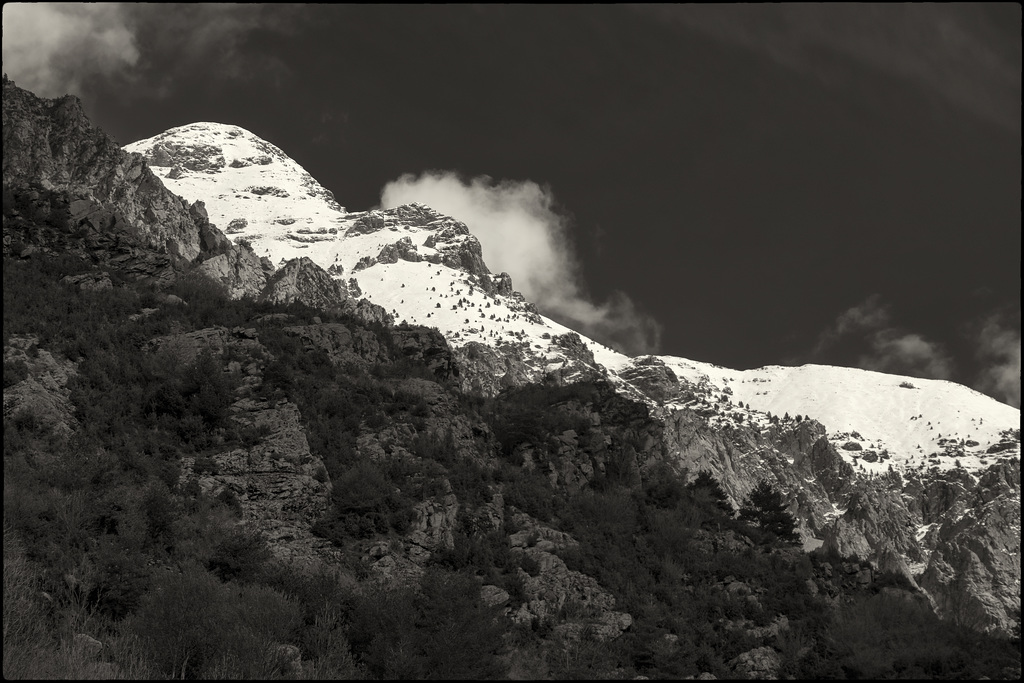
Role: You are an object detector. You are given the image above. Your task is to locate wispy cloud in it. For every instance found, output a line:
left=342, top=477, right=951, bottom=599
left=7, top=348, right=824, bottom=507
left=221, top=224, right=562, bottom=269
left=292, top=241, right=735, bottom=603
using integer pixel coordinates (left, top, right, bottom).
left=813, top=294, right=954, bottom=380
left=857, top=331, right=954, bottom=380
left=380, top=171, right=662, bottom=355
left=974, top=314, right=1021, bottom=407
left=1, top=3, right=296, bottom=100
left=2, top=3, right=139, bottom=98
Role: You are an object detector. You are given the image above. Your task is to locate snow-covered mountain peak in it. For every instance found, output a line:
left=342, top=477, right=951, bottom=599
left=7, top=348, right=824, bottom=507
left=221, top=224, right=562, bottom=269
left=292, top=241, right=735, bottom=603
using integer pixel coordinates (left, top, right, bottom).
left=124, top=125, right=620, bottom=385
left=123, top=123, right=1020, bottom=480
left=125, top=122, right=345, bottom=241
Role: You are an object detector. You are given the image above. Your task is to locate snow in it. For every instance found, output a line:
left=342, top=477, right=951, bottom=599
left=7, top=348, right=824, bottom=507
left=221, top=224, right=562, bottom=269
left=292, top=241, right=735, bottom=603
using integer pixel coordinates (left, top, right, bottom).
left=124, top=122, right=1021, bottom=479
left=653, top=357, right=1020, bottom=475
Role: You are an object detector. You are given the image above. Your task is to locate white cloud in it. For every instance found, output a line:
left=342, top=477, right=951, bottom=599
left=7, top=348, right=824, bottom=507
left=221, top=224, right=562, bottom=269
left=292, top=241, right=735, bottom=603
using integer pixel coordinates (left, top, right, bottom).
left=2, top=3, right=139, bottom=97
left=380, top=171, right=662, bottom=355
left=858, top=331, right=954, bottom=380
left=975, top=315, right=1021, bottom=407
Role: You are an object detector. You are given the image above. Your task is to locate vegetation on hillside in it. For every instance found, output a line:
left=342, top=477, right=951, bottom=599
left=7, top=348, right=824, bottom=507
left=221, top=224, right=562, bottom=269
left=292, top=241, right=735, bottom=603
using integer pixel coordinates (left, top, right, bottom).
left=3, top=253, right=1021, bottom=679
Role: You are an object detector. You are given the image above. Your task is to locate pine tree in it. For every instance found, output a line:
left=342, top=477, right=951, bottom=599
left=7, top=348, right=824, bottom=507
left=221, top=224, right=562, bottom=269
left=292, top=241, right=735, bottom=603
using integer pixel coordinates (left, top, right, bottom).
left=739, top=480, right=800, bottom=544
left=688, top=471, right=735, bottom=516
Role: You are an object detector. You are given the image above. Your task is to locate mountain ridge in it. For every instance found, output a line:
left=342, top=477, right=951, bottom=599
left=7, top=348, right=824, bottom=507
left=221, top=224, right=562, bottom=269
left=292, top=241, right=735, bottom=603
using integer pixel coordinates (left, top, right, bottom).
left=120, top=116, right=1021, bottom=633
left=3, top=75, right=1019, bottom=674
left=124, top=120, right=1020, bottom=475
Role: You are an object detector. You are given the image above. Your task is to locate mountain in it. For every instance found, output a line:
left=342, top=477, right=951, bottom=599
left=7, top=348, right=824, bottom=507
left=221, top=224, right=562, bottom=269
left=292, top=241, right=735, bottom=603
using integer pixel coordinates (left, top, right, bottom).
left=3, top=77, right=1021, bottom=679
left=123, top=119, right=1021, bottom=633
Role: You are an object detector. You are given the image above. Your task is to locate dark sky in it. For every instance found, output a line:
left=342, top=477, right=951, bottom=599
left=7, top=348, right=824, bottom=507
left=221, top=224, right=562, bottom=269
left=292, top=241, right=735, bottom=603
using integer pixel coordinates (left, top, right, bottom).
left=3, top=4, right=1020, bottom=406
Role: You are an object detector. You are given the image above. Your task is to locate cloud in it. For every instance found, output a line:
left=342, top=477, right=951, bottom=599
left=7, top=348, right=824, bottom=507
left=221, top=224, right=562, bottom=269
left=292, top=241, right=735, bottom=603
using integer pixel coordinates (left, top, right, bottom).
left=813, top=295, right=954, bottom=380
left=974, top=314, right=1021, bottom=407
left=811, top=293, right=890, bottom=356
left=380, top=171, right=662, bottom=355
left=2, top=3, right=296, bottom=100
left=858, top=331, right=954, bottom=380
left=2, top=3, right=139, bottom=97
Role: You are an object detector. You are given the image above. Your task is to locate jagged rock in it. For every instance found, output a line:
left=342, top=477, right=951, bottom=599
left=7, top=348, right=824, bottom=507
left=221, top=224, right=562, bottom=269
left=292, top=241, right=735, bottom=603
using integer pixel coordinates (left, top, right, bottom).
left=367, top=548, right=425, bottom=586
left=3, top=77, right=270, bottom=297
left=480, top=584, right=511, bottom=608
left=184, top=397, right=335, bottom=570
left=920, top=474, right=1021, bottom=633
left=423, top=229, right=488, bottom=277
left=3, top=77, right=205, bottom=261
left=376, top=236, right=421, bottom=263
left=347, top=210, right=388, bottom=235
left=728, top=646, right=780, bottom=679
left=258, top=256, right=349, bottom=310
left=59, top=271, right=112, bottom=291
left=823, top=487, right=923, bottom=564
left=3, top=335, right=79, bottom=441
left=473, top=493, right=505, bottom=532
left=146, top=326, right=263, bottom=366
left=390, top=326, right=457, bottom=380
left=192, top=243, right=270, bottom=299
left=452, top=341, right=543, bottom=397
left=406, top=492, right=459, bottom=558
left=508, top=512, right=581, bottom=552
left=352, top=255, right=376, bottom=272
left=283, top=323, right=387, bottom=365
left=619, top=356, right=681, bottom=403
left=493, top=272, right=514, bottom=296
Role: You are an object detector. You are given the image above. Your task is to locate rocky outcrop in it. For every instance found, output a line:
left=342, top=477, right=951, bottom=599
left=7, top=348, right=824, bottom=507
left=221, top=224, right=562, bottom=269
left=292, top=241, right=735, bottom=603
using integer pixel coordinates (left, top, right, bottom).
left=3, top=77, right=206, bottom=262
left=376, top=236, right=421, bottom=264
left=659, top=412, right=847, bottom=536
left=59, top=271, right=112, bottom=291
left=728, top=646, right=781, bottom=679
left=390, top=327, right=458, bottom=381
left=509, top=512, right=632, bottom=642
left=3, top=335, right=79, bottom=441
left=452, top=341, right=542, bottom=397
left=146, top=326, right=265, bottom=366
left=258, top=256, right=349, bottom=309
left=822, top=486, right=924, bottom=569
left=283, top=323, right=387, bottom=366
left=405, top=491, right=459, bottom=563
left=192, top=242, right=273, bottom=299
left=618, top=356, right=681, bottom=404
left=919, top=460, right=1021, bottom=633
left=183, top=397, right=337, bottom=570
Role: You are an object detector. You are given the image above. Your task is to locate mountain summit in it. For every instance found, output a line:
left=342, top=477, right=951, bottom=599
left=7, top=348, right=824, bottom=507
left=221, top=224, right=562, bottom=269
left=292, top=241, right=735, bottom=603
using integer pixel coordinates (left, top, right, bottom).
left=126, top=121, right=1020, bottom=471
left=123, top=118, right=1021, bottom=634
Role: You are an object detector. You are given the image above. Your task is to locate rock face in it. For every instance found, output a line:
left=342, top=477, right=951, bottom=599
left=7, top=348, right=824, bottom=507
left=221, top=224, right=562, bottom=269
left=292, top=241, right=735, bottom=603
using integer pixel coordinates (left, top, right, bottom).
left=2, top=335, right=79, bottom=441
left=508, top=512, right=633, bottom=643
left=919, top=459, right=1021, bottom=633
left=259, top=256, right=349, bottom=310
left=658, top=401, right=1021, bottom=632
left=618, top=356, right=681, bottom=404
left=193, top=242, right=274, bottom=299
left=184, top=397, right=337, bottom=570
left=3, top=76, right=205, bottom=262
left=376, top=236, right=421, bottom=264
left=2, top=77, right=272, bottom=297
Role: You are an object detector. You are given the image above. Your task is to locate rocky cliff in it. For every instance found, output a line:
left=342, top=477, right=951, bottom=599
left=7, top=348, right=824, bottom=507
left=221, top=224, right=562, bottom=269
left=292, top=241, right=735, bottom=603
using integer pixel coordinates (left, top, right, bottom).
left=3, top=76, right=206, bottom=264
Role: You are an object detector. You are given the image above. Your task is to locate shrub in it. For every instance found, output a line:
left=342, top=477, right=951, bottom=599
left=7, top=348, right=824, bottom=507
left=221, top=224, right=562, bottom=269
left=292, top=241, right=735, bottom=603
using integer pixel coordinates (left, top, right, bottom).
left=130, top=566, right=301, bottom=679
